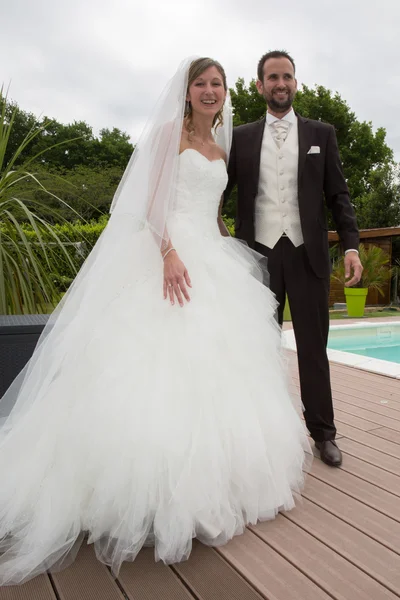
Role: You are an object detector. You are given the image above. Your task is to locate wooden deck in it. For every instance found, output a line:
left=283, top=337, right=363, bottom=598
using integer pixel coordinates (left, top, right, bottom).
left=1, top=354, right=399, bottom=599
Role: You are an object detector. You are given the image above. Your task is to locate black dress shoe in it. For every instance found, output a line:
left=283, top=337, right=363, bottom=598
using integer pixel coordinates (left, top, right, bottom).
left=315, top=440, right=342, bottom=467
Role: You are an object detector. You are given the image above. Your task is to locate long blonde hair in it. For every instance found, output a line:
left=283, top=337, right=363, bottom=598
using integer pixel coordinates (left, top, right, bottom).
left=185, top=58, right=227, bottom=138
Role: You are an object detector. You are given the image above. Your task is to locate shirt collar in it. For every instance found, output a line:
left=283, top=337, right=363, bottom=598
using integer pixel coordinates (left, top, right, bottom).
left=266, top=108, right=296, bottom=125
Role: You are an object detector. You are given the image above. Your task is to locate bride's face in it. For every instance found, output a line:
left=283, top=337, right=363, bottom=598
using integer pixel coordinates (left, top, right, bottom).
left=187, top=66, right=226, bottom=118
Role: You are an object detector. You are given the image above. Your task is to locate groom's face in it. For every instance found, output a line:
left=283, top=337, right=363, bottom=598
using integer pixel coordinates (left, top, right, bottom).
left=257, top=58, right=297, bottom=115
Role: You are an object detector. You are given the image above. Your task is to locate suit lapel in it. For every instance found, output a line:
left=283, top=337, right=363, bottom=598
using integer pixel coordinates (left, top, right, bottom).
left=297, top=114, right=311, bottom=186
left=251, top=118, right=266, bottom=190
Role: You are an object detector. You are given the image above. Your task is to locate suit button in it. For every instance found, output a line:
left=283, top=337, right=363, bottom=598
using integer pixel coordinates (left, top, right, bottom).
left=280, top=185, right=284, bottom=190
left=279, top=155, right=283, bottom=160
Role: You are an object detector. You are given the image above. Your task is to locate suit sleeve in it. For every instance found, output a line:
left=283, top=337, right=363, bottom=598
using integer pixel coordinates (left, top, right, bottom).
left=223, top=130, right=237, bottom=206
left=324, top=125, right=359, bottom=251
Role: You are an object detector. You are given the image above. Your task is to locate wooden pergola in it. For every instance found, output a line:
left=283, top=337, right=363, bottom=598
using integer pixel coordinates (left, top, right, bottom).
left=328, top=226, right=400, bottom=306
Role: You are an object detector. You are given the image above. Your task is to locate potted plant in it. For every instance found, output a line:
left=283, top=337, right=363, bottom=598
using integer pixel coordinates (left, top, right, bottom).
left=331, top=243, right=393, bottom=317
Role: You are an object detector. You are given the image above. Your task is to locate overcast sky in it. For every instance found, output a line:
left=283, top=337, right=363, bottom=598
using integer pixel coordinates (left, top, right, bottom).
left=2, top=0, right=399, bottom=161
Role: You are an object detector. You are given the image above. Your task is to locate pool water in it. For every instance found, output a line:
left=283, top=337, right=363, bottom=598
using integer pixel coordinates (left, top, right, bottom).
left=328, top=324, right=400, bottom=364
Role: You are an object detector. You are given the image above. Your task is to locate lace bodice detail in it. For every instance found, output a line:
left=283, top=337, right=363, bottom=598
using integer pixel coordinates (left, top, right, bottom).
left=167, top=150, right=228, bottom=237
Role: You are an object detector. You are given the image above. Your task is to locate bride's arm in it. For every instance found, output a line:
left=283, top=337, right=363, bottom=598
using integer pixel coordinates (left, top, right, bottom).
left=147, top=123, right=191, bottom=307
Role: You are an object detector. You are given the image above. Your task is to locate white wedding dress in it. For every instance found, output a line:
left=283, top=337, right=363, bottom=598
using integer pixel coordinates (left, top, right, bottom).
left=0, top=149, right=310, bottom=585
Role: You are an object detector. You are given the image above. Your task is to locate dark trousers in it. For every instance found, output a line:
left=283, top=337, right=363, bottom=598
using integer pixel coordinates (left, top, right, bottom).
left=255, top=237, right=336, bottom=442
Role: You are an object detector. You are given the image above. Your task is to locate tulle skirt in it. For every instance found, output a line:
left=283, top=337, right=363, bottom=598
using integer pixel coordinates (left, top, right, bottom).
left=0, top=217, right=310, bottom=585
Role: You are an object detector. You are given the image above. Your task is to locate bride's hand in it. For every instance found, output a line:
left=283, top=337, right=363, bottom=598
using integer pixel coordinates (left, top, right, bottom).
left=163, top=252, right=192, bottom=307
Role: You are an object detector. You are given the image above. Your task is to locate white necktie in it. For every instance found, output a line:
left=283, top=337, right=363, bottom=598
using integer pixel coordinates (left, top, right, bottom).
left=271, top=120, right=290, bottom=148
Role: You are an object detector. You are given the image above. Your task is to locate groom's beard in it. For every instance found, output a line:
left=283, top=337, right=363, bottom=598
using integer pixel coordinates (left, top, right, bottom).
left=265, top=89, right=295, bottom=114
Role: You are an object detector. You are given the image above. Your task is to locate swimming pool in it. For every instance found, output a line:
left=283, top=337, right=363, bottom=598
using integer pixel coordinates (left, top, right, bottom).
left=328, top=322, right=400, bottom=364
left=282, top=321, right=400, bottom=378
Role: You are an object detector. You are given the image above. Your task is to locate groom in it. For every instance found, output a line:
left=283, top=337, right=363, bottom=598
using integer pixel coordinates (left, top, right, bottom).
left=225, top=50, right=363, bottom=467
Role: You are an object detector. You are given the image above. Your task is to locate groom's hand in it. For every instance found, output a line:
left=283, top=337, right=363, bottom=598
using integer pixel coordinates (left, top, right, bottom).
left=344, top=251, right=363, bottom=287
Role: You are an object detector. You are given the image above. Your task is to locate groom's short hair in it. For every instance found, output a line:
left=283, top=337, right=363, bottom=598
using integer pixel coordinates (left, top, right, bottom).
left=257, top=51, right=296, bottom=81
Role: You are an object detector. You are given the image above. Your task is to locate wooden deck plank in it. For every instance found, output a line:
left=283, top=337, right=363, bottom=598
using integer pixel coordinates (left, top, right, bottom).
left=51, top=543, right=124, bottom=600
left=289, top=377, right=400, bottom=420
left=338, top=437, right=400, bottom=476
left=336, top=422, right=400, bottom=459
left=331, top=399, right=400, bottom=432
left=295, top=367, right=400, bottom=394
left=0, top=576, right=56, bottom=600
left=251, top=515, right=398, bottom=600
left=290, top=385, right=388, bottom=432
left=372, top=427, right=400, bottom=445
left=291, top=371, right=400, bottom=408
left=118, top=548, right=195, bottom=600
left=330, top=362, right=399, bottom=391
left=334, top=408, right=385, bottom=432
left=217, top=529, right=332, bottom=600
left=303, top=467, right=400, bottom=552
left=173, top=541, right=264, bottom=600
left=329, top=387, right=400, bottom=417
left=310, top=454, right=400, bottom=514
left=329, top=363, right=400, bottom=389
left=330, top=373, right=400, bottom=394
left=312, top=447, right=400, bottom=499
left=330, top=373, right=400, bottom=395
left=289, top=382, right=400, bottom=434
left=283, top=495, right=400, bottom=595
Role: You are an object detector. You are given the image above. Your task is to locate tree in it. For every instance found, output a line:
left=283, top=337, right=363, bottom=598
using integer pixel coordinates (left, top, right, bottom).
left=229, top=80, right=398, bottom=227
left=230, top=78, right=265, bottom=127
left=0, top=96, right=133, bottom=172
left=92, top=128, right=133, bottom=169
left=29, top=120, right=95, bottom=169
left=30, top=124, right=133, bottom=171
left=355, top=165, right=400, bottom=230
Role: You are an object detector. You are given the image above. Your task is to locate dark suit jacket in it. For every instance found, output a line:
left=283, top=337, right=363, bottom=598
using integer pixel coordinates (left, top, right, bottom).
left=225, top=115, right=359, bottom=278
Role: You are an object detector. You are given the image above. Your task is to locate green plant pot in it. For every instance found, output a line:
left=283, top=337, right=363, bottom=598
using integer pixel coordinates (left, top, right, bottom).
left=344, top=287, right=368, bottom=317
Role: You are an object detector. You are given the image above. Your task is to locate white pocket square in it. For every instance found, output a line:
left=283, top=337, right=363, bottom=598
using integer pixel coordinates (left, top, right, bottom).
left=307, top=146, right=320, bottom=154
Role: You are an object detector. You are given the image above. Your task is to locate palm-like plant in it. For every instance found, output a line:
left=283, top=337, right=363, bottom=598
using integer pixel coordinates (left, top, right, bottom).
left=331, top=243, right=393, bottom=296
left=392, top=258, right=400, bottom=304
left=0, top=88, right=81, bottom=314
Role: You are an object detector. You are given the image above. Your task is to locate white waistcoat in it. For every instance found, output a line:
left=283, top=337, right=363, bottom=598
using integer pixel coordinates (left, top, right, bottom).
left=255, top=120, right=304, bottom=249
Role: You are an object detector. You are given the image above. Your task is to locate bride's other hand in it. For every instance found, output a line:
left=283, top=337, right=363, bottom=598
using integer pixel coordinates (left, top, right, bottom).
left=163, top=251, right=192, bottom=307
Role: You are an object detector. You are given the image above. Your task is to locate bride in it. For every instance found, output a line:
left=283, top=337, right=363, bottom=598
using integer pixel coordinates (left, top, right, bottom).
left=0, top=57, right=310, bottom=586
